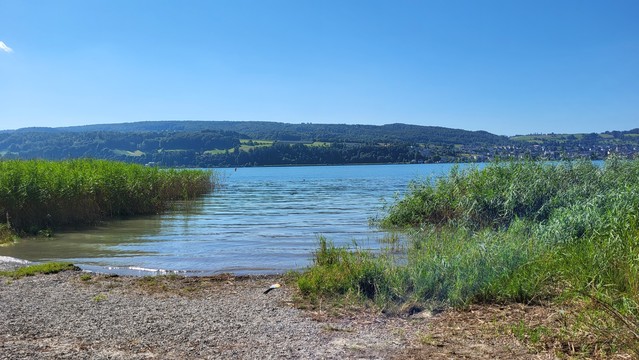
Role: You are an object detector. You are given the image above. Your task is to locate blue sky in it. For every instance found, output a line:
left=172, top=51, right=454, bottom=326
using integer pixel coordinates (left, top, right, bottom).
left=1, top=1, right=637, bottom=135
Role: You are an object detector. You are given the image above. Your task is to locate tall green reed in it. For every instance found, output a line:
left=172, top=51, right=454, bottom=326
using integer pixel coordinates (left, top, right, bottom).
left=298, top=157, right=639, bottom=354
left=0, top=159, right=214, bottom=234
left=301, top=158, right=639, bottom=323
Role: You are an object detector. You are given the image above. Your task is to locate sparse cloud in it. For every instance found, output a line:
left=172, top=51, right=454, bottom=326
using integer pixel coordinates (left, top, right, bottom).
left=0, top=41, right=14, bottom=53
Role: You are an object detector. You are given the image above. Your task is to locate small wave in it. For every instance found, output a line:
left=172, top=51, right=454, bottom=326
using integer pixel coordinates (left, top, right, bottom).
left=75, top=263, right=188, bottom=277
left=82, top=265, right=187, bottom=276
left=127, top=266, right=172, bottom=274
left=0, top=256, right=31, bottom=265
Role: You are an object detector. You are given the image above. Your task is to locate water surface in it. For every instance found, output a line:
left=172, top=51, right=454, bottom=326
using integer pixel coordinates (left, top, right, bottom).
left=0, top=164, right=461, bottom=275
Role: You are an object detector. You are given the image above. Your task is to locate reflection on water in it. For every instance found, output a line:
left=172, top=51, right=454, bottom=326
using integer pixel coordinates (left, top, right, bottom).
left=2, top=216, right=165, bottom=262
left=0, top=164, right=459, bottom=275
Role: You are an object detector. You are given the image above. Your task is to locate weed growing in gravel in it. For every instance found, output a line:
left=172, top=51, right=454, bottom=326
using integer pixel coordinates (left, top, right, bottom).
left=93, top=293, right=108, bottom=302
left=511, top=321, right=550, bottom=345
left=0, top=262, right=78, bottom=279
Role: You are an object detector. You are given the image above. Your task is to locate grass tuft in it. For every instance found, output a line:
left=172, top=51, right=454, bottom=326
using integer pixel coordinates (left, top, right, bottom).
left=0, top=262, right=79, bottom=279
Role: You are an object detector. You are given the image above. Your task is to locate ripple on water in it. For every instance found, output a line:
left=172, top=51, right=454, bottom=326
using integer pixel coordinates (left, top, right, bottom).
left=0, top=164, right=459, bottom=274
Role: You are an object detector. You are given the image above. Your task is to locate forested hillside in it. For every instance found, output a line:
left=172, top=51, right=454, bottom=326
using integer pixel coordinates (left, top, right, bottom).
left=42, top=121, right=508, bottom=145
left=1, top=121, right=638, bottom=167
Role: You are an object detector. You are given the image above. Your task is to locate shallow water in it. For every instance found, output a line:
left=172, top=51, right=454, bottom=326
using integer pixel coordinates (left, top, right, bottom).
left=0, top=163, right=463, bottom=275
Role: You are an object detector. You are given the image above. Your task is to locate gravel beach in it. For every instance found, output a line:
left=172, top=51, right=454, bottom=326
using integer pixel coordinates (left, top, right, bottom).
left=0, top=257, right=418, bottom=360
left=0, top=258, right=553, bottom=359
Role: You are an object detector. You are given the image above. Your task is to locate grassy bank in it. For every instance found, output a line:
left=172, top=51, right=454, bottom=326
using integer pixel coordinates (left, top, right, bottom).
left=0, top=159, right=214, bottom=235
left=298, top=158, right=639, bottom=356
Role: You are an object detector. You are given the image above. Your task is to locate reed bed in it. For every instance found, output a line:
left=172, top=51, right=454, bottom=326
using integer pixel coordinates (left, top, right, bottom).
left=298, top=158, right=639, bottom=356
left=0, top=159, right=214, bottom=234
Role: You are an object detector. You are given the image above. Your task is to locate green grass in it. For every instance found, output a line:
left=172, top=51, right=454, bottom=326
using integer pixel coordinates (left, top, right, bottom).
left=204, top=149, right=230, bottom=155
left=0, top=223, right=14, bottom=244
left=240, top=139, right=273, bottom=145
left=93, top=293, right=108, bottom=302
left=298, top=157, right=639, bottom=356
left=380, top=159, right=609, bottom=229
left=222, top=139, right=326, bottom=152
left=297, top=237, right=397, bottom=302
left=511, top=321, right=551, bottom=345
left=239, top=139, right=274, bottom=152
left=0, top=262, right=78, bottom=278
left=0, top=159, right=215, bottom=234
left=510, top=133, right=588, bottom=143
left=112, top=149, right=145, bottom=157
left=304, top=141, right=331, bottom=147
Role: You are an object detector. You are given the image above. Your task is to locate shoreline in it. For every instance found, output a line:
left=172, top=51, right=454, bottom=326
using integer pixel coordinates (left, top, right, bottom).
left=0, top=268, right=412, bottom=359
left=0, top=256, right=290, bottom=278
left=0, top=255, right=32, bottom=271
left=0, top=266, right=557, bottom=359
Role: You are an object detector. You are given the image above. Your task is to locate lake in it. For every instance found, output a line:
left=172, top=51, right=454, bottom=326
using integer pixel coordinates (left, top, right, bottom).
left=0, top=163, right=464, bottom=275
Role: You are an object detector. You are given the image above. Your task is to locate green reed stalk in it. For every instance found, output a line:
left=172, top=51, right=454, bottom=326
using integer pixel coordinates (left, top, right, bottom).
left=0, top=159, right=215, bottom=234
left=299, top=157, right=639, bottom=356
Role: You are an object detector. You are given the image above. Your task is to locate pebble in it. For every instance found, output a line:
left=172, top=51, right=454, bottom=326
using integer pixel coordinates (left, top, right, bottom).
left=0, top=267, right=414, bottom=359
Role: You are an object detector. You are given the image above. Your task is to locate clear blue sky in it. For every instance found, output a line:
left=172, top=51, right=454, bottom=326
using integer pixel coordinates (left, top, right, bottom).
left=1, top=0, right=637, bottom=135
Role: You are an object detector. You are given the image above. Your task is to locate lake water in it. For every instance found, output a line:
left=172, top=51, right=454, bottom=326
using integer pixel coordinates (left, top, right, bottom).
left=0, top=163, right=462, bottom=275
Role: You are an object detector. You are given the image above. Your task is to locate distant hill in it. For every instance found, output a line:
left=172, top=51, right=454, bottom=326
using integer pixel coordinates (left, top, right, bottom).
left=56, top=121, right=510, bottom=145
left=1, top=121, right=638, bottom=167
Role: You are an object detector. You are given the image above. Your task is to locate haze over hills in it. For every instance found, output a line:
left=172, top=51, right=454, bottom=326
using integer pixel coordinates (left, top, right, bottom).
left=0, top=121, right=638, bottom=167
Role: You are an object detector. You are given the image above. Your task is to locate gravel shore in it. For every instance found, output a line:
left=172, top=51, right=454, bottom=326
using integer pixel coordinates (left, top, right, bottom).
left=0, top=259, right=422, bottom=360
left=0, top=258, right=554, bottom=359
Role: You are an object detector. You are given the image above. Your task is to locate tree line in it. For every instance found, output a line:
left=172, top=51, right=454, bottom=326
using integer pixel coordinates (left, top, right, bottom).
left=1, top=121, right=638, bottom=167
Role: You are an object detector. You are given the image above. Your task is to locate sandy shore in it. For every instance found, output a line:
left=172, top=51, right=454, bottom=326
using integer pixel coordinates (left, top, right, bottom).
left=0, top=258, right=555, bottom=359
